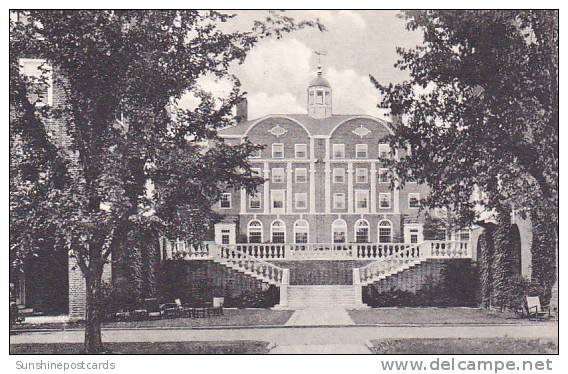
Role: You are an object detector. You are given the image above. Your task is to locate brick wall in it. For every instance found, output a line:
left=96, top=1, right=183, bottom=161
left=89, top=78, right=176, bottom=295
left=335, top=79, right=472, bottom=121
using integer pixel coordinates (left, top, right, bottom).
left=68, top=255, right=112, bottom=320
left=157, top=260, right=279, bottom=308
left=367, top=260, right=446, bottom=294
left=272, top=260, right=373, bottom=285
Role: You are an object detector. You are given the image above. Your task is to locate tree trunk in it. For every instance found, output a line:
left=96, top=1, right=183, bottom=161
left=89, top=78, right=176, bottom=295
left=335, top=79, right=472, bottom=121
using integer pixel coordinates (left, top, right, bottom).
left=84, top=272, right=104, bottom=354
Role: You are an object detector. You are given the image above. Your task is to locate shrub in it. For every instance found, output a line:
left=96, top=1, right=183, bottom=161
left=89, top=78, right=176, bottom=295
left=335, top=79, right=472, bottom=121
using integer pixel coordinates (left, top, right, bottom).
left=492, top=207, right=517, bottom=310
left=363, top=261, right=480, bottom=307
left=530, top=209, right=557, bottom=306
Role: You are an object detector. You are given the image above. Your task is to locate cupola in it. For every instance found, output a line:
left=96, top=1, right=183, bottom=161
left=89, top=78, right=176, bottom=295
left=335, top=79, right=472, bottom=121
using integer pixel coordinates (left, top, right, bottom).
left=307, top=65, right=332, bottom=119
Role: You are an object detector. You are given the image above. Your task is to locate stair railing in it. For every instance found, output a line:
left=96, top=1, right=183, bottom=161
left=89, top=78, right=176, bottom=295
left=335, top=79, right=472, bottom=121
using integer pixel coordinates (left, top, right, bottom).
left=214, top=244, right=287, bottom=285
left=355, top=240, right=472, bottom=286
left=356, top=242, right=424, bottom=286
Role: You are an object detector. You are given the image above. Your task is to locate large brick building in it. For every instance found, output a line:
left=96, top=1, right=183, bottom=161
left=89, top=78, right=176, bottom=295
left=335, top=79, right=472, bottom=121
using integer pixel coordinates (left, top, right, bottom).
left=213, top=67, right=431, bottom=247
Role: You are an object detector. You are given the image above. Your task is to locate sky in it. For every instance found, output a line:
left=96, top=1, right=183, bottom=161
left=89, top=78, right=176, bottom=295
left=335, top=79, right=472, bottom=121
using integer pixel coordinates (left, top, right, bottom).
left=180, top=10, right=424, bottom=121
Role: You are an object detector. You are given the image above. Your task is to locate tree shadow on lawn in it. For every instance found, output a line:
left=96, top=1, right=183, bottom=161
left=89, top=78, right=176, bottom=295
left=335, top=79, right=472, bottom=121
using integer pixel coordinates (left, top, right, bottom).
left=349, top=307, right=532, bottom=325
left=12, top=309, right=294, bottom=331
left=10, top=341, right=271, bottom=354
left=369, top=338, right=558, bottom=354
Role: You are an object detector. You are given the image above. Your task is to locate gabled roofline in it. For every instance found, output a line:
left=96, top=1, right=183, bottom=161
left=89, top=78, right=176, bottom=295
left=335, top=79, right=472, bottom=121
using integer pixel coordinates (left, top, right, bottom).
left=328, top=115, right=394, bottom=137
left=243, top=114, right=312, bottom=137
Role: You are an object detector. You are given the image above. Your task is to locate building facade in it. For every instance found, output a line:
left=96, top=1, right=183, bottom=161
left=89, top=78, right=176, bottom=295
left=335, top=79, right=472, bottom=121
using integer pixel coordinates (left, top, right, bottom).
left=214, top=68, right=429, bottom=247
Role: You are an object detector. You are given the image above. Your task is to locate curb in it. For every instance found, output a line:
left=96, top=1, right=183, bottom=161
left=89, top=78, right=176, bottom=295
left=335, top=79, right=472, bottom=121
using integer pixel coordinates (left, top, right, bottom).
left=12, top=321, right=556, bottom=334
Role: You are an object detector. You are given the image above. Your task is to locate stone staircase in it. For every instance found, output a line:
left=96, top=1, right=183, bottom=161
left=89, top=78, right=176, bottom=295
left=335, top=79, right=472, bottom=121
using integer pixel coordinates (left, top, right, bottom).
left=275, top=285, right=369, bottom=310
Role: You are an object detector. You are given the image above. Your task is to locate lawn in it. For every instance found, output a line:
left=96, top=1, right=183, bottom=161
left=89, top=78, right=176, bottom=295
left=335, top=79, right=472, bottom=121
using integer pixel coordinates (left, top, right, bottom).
left=349, top=307, right=527, bottom=325
left=10, top=341, right=271, bottom=354
left=13, top=309, right=294, bottom=331
left=368, top=338, right=558, bottom=354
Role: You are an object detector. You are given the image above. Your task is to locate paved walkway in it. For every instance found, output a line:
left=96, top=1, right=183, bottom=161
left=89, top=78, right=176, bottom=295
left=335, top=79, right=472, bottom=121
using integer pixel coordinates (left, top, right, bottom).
left=285, top=308, right=354, bottom=326
left=270, top=344, right=370, bottom=354
left=10, top=323, right=558, bottom=354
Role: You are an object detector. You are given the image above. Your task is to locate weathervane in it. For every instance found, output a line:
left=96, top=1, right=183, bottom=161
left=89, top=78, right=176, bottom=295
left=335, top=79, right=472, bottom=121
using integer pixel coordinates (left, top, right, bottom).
left=314, top=50, right=327, bottom=72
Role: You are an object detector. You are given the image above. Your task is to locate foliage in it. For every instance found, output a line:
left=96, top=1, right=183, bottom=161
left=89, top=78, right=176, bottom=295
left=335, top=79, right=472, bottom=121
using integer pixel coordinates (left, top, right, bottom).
left=422, top=213, right=447, bottom=240
left=375, top=10, right=558, bottom=229
left=530, top=209, right=557, bottom=305
left=10, top=10, right=320, bottom=352
left=478, top=226, right=496, bottom=308
left=491, top=207, right=517, bottom=309
left=156, top=260, right=279, bottom=308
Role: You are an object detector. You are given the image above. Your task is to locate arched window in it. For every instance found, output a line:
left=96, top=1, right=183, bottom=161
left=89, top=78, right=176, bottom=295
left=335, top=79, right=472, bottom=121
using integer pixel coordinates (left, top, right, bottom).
left=294, top=219, right=309, bottom=244
left=271, top=220, right=286, bottom=243
left=378, top=220, right=393, bottom=243
left=355, top=219, right=370, bottom=243
left=247, top=220, right=263, bottom=243
left=332, top=219, right=347, bottom=243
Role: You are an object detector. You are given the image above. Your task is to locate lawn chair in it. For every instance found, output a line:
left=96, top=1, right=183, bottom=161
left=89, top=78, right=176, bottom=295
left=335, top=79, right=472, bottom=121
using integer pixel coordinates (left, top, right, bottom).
left=161, top=302, right=180, bottom=318
left=144, top=298, right=162, bottom=320
left=174, top=298, right=193, bottom=318
left=525, top=296, right=551, bottom=320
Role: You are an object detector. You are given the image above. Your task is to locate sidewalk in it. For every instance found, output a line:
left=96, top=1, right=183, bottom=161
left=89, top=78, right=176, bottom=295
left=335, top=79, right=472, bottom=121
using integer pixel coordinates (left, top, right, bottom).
left=11, top=323, right=558, bottom=348
left=285, top=309, right=355, bottom=326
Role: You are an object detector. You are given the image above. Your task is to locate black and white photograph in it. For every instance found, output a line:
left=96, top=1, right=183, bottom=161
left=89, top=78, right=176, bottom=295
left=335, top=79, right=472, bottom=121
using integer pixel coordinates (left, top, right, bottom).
left=7, top=5, right=559, bottom=364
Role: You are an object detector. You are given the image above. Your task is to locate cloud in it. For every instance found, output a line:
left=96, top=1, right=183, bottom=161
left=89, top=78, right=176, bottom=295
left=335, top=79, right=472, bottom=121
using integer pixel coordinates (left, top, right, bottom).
left=247, top=92, right=304, bottom=118
left=317, top=10, right=366, bottom=30
left=238, top=38, right=312, bottom=95
left=326, top=67, right=387, bottom=118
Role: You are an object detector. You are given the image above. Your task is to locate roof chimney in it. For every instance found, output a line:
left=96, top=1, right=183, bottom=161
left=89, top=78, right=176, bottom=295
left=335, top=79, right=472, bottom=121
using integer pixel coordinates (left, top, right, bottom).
left=236, top=98, right=248, bottom=123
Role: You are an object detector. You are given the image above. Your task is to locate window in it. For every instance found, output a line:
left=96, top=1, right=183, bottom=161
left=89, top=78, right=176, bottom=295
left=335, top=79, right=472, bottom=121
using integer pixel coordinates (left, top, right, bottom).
left=333, top=168, right=345, bottom=183
left=295, top=144, right=307, bottom=159
left=294, top=220, right=309, bottom=244
left=221, top=229, right=231, bottom=245
left=249, top=192, right=261, bottom=209
left=316, top=90, right=324, bottom=104
left=356, top=168, right=368, bottom=183
left=409, top=193, right=420, bottom=209
left=379, top=193, right=391, bottom=209
left=379, top=143, right=391, bottom=159
left=410, top=229, right=419, bottom=244
left=459, top=229, right=471, bottom=242
left=19, top=58, right=52, bottom=106
left=271, top=220, right=286, bottom=243
left=309, top=90, right=315, bottom=104
left=325, top=91, right=331, bottom=105
left=356, top=144, right=368, bottom=158
left=250, top=149, right=261, bottom=159
left=355, top=190, right=369, bottom=212
left=272, top=168, right=285, bottom=183
left=271, top=190, right=285, bottom=212
left=332, top=219, right=347, bottom=243
left=295, top=193, right=307, bottom=209
left=355, top=219, right=370, bottom=243
left=333, top=193, right=345, bottom=209
left=332, top=144, right=345, bottom=159
left=272, top=143, right=284, bottom=158
left=379, top=220, right=393, bottom=243
left=295, top=168, right=307, bottom=183
left=378, top=168, right=390, bottom=184
left=219, top=193, right=231, bottom=209
left=248, top=220, right=263, bottom=243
